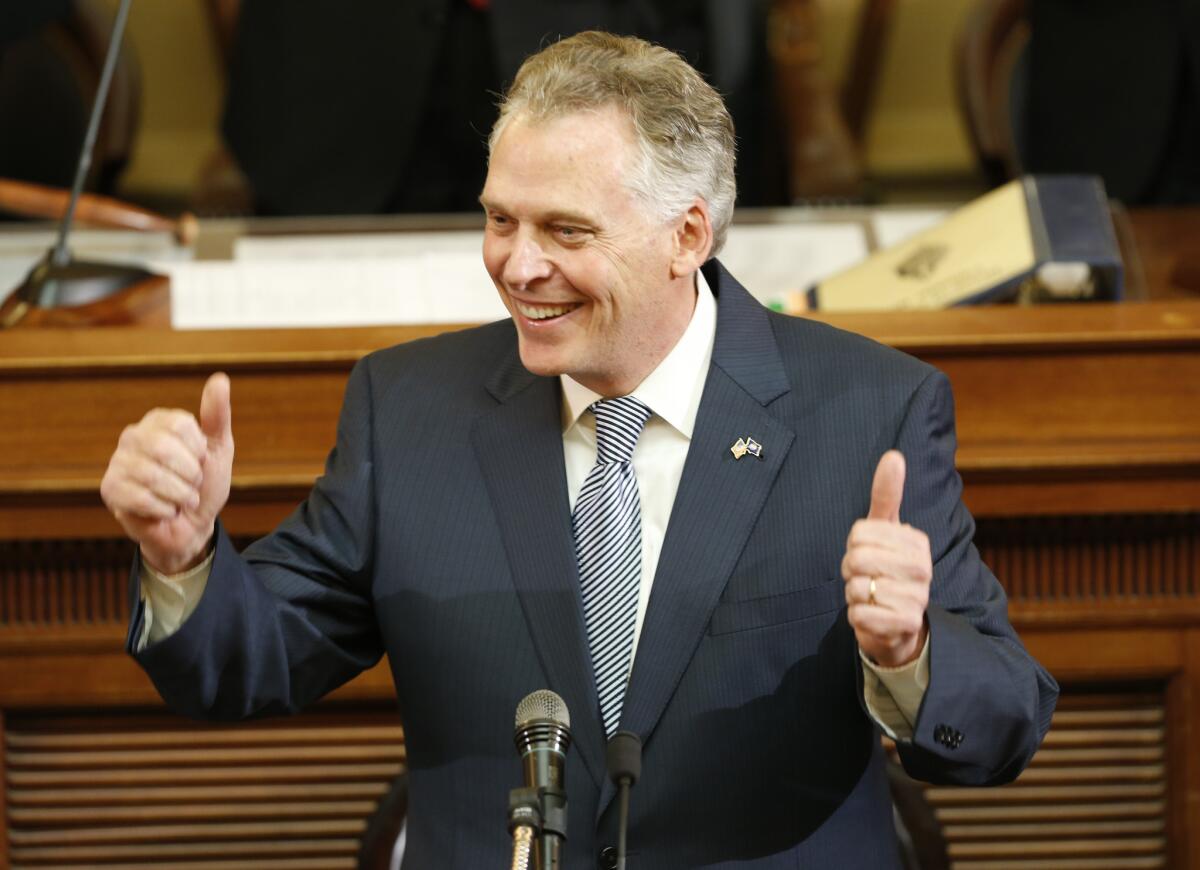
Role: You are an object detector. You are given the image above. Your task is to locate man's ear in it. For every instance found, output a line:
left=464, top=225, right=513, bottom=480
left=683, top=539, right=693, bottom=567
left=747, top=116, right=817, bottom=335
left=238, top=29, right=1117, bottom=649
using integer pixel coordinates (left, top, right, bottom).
left=670, top=199, right=714, bottom=279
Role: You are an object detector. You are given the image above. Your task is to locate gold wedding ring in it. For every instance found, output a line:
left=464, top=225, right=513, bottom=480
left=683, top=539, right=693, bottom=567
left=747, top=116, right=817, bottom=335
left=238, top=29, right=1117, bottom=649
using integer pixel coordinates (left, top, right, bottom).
left=868, top=577, right=877, bottom=607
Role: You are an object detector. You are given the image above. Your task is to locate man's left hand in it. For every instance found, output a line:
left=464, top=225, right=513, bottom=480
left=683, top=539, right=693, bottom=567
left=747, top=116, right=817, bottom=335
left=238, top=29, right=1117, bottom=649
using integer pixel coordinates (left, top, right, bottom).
left=842, top=450, right=932, bottom=667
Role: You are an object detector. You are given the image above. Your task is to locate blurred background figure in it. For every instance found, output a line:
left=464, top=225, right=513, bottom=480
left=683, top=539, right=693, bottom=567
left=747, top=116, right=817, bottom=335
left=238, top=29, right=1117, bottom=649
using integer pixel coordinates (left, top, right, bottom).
left=16, top=1, right=1198, bottom=220
left=0, top=1, right=137, bottom=199
left=218, top=0, right=782, bottom=215
left=1024, top=0, right=1200, bottom=205
left=957, top=0, right=1200, bottom=205
left=0, top=0, right=912, bottom=219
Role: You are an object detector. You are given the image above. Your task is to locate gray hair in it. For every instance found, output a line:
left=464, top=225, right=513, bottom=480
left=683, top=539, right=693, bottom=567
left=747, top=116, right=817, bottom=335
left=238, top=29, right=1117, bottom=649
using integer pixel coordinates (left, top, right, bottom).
left=489, top=30, right=737, bottom=256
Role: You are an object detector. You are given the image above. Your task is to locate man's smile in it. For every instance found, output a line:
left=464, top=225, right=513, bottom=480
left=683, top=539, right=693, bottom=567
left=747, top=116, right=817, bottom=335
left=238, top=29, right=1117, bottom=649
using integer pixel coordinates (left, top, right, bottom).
left=513, top=300, right=584, bottom=321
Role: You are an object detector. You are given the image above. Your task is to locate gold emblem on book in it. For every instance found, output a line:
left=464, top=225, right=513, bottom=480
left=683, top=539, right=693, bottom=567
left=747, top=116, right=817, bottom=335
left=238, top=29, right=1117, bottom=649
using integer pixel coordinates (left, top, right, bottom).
left=896, top=244, right=949, bottom=280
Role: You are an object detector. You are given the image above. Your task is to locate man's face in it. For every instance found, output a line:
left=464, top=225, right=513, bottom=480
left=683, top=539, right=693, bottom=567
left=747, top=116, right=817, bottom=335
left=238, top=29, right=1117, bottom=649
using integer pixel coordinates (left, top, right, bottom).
left=480, top=106, right=697, bottom=397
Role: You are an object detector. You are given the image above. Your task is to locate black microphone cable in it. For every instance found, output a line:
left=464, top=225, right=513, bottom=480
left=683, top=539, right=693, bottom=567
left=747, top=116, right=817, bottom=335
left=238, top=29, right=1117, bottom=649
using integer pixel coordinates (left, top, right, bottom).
left=606, top=730, right=642, bottom=870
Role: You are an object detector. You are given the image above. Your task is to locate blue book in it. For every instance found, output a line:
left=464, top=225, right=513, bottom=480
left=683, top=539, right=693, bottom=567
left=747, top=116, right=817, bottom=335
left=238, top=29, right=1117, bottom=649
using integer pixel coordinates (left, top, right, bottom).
left=807, top=175, right=1123, bottom=311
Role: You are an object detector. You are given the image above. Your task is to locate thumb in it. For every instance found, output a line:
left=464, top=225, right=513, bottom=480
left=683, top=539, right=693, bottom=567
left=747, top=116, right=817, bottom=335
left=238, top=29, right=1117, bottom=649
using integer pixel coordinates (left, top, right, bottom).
left=199, top=372, right=233, bottom=446
left=867, top=450, right=905, bottom=523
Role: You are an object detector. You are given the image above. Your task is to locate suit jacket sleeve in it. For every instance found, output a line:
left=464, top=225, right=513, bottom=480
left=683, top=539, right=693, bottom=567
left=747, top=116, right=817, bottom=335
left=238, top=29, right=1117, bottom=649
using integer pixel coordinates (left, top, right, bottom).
left=870, top=369, right=1058, bottom=786
left=129, top=358, right=384, bottom=720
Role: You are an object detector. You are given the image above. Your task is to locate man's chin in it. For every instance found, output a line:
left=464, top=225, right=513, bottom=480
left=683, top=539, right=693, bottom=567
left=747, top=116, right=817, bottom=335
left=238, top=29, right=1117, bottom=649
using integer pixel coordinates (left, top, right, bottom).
left=516, top=347, right=569, bottom=379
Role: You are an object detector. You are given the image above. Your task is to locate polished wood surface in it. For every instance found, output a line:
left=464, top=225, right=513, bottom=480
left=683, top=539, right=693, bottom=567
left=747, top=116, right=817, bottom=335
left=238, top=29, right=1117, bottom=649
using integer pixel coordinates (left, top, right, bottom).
left=0, top=273, right=171, bottom=329
left=2, top=211, right=1200, bottom=867
left=1128, top=208, right=1200, bottom=300
left=3, top=302, right=1195, bottom=534
left=5, top=708, right=402, bottom=869
left=0, top=179, right=197, bottom=245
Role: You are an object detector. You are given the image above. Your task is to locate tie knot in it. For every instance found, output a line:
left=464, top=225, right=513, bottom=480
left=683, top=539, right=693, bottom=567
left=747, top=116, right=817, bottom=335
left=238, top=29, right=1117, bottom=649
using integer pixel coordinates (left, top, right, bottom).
left=591, top=396, right=652, bottom=464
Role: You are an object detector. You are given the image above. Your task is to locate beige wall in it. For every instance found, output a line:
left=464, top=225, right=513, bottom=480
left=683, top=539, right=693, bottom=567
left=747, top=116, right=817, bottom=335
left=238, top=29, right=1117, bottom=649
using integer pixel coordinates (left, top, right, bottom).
left=103, top=0, right=225, bottom=200
left=108, top=0, right=979, bottom=203
left=821, top=0, right=976, bottom=176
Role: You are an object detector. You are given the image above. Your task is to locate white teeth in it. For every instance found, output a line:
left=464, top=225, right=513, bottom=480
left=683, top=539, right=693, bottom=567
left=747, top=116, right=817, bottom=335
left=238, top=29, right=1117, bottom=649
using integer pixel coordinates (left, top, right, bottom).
left=516, top=301, right=577, bottom=320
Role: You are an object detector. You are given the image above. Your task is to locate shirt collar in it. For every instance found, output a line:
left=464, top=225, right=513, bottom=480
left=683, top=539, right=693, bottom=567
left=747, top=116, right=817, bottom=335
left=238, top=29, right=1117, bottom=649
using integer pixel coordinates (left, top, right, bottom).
left=561, top=268, right=717, bottom=438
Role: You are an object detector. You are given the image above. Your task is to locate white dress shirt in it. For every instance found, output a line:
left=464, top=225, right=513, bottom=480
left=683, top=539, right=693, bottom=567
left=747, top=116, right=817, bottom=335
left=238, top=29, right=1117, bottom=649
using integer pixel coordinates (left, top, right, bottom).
left=560, top=270, right=717, bottom=659
left=140, top=268, right=929, bottom=739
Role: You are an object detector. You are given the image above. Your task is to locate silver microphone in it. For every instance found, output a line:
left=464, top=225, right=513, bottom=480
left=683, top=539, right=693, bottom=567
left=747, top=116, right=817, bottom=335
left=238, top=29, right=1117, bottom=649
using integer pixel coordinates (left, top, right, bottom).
left=512, top=690, right=571, bottom=869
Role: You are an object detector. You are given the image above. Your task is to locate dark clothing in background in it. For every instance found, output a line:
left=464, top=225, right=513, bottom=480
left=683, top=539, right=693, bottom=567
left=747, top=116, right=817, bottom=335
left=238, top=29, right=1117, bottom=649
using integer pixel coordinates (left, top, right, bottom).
left=0, top=2, right=88, bottom=192
left=0, top=3, right=71, bottom=46
left=222, top=0, right=780, bottom=215
left=1026, top=0, right=1200, bottom=204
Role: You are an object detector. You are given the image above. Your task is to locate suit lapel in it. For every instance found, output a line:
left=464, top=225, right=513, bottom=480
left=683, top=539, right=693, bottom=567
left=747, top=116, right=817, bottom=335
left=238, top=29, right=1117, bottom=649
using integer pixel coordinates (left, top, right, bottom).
left=470, top=349, right=607, bottom=789
left=470, top=264, right=794, bottom=810
left=598, top=262, right=796, bottom=816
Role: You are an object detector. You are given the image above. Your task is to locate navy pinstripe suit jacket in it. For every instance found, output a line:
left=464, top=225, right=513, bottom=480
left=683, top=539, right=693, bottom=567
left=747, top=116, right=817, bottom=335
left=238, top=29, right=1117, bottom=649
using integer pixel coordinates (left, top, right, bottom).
left=132, top=260, right=1058, bottom=868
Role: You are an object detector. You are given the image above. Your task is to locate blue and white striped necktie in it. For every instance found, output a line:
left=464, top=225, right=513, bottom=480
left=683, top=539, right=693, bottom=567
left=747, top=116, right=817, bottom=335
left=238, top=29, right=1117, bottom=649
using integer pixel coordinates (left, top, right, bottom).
left=573, top=395, right=653, bottom=737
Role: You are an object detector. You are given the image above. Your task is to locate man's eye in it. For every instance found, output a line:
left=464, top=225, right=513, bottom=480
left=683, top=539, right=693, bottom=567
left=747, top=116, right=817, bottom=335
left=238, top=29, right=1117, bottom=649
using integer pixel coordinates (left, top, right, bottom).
left=555, top=225, right=584, bottom=239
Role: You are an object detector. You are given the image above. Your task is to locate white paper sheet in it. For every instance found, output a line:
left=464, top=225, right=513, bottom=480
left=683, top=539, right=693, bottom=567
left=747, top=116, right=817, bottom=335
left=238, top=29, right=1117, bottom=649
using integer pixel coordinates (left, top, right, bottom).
left=173, top=223, right=872, bottom=326
left=167, top=252, right=506, bottom=329
left=234, top=230, right=484, bottom=260
left=719, top=223, right=870, bottom=310
left=871, top=209, right=949, bottom=249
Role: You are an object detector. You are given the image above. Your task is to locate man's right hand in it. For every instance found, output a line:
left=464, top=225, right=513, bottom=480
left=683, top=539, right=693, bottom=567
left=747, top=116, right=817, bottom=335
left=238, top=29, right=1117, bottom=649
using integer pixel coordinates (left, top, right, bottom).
left=100, top=373, right=234, bottom=574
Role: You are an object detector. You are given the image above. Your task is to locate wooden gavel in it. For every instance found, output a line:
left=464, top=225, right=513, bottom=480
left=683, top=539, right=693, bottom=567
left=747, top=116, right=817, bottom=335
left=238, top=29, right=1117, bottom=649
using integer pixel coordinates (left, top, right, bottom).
left=0, top=178, right=196, bottom=245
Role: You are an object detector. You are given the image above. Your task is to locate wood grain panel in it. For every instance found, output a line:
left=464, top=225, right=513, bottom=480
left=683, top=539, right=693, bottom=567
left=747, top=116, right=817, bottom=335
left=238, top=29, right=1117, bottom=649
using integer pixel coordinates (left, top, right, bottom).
left=0, top=540, right=130, bottom=629
left=3, top=282, right=1200, bottom=862
left=4, top=708, right=404, bottom=869
left=902, top=690, right=1170, bottom=869
left=975, top=514, right=1200, bottom=604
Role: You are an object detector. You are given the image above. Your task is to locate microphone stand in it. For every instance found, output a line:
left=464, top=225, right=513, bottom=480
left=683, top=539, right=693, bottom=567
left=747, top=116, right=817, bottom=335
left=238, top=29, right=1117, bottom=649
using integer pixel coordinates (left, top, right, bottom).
left=1, top=0, right=158, bottom=327
left=511, top=691, right=571, bottom=870
left=607, top=731, right=642, bottom=870
left=507, top=786, right=542, bottom=870
left=617, top=785, right=632, bottom=870
left=515, top=719, right=568, bottom=869
left=537, top=783, right=568, bottom=869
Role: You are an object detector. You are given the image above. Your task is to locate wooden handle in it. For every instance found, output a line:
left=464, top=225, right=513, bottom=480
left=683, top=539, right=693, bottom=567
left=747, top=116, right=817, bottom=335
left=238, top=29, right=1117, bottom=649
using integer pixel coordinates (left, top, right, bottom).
left=0, top=178, right=197, bottom=246
left=768, top=0, right=864, bottom=201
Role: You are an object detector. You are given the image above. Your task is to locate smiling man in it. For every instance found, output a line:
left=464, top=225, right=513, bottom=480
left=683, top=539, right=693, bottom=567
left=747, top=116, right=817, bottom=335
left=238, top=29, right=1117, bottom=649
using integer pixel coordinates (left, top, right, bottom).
left=481, top=102, right=706, bottom=397
left=103, top=31, right=1056, bottom=869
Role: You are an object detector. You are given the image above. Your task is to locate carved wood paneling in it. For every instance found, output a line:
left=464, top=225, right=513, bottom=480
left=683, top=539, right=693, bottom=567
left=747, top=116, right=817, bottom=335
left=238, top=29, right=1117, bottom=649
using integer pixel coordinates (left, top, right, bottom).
left=0, top=536, right=264, bottom=642
left=2, top=290, right=1199, bottom=864
left=903, top=689, right=1170, bottom=869
left=4, top=514, right=1196, bottom=638
left=4, top=707, right=404, bottom=869
left=0, top=540, right=131, bottom=630
left=976, top=514, right=1200, bottom=604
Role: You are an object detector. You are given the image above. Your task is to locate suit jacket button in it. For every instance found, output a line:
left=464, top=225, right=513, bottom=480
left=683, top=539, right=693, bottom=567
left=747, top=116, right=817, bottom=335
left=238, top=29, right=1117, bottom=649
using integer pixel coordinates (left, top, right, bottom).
left=599, top=845, right=619, bottom=870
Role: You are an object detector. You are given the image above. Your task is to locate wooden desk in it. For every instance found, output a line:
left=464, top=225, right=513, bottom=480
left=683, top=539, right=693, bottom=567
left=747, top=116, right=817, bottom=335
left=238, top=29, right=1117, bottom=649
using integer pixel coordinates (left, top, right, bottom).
left=2, top=218, right=1199, bottom=866
left=1124, top=207, right=1200, bottom=301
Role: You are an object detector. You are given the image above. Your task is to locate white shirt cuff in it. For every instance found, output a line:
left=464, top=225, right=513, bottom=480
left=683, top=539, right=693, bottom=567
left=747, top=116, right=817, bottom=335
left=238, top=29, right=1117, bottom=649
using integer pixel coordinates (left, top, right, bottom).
left=859, top=636, right=931, bottom=741
left=136, top=551, right=214, bottom=650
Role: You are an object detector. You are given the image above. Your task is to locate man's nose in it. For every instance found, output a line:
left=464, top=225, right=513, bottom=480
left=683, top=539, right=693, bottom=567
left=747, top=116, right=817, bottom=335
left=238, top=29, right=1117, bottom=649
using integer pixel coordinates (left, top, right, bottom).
left=502, top=233, right=552, bottom=288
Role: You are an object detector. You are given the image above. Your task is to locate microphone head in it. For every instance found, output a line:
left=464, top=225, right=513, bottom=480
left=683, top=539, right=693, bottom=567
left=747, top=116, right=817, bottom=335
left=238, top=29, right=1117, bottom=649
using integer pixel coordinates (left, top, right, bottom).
left=606, top=730, right=642, bottom=785
left=515, top=689, right=571, bottom=730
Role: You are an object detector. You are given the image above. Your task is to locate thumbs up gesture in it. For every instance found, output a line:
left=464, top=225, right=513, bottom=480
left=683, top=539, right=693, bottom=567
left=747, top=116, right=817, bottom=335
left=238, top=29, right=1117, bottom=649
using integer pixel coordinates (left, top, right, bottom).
left=842, top=450, right=932, bottom=667
left=100, top=373, right=235, bottom=575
